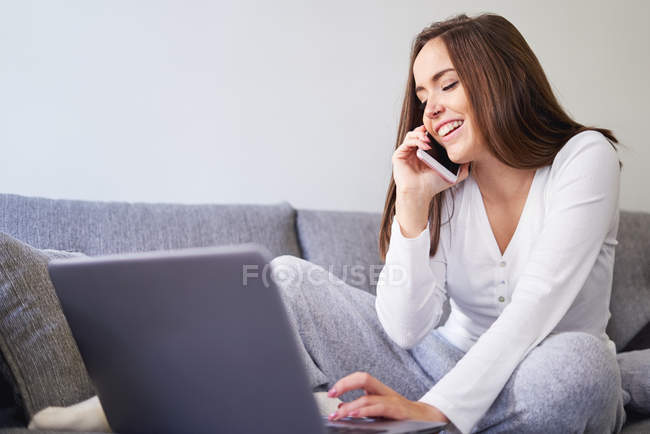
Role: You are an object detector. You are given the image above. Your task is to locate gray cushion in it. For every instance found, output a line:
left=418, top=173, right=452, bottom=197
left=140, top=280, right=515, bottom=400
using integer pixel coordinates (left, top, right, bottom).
left=0, top=194, right=301, bottom=259
left=621, top=414, right=650, bottom=433
left=624, top=322, right=650, bottom=352
left=608, top=211, right=650, bottom=351
left=296, top=209, right=384, bottom=294
left=618, top=349, right=650, bottom=415
left=0, top=233, right=95, bottom=419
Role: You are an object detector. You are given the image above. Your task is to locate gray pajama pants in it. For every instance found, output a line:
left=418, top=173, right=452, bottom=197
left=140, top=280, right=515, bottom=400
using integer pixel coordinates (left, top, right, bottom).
left=269, top=255, right=627, bottom=433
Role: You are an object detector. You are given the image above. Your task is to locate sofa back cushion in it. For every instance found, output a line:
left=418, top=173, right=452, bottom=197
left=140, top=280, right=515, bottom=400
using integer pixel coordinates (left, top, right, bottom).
left=296, top=209, right=385, bottom=295
left=0, top=194, right=301, bottom=258
left=607, top=210, right=650, bottom=351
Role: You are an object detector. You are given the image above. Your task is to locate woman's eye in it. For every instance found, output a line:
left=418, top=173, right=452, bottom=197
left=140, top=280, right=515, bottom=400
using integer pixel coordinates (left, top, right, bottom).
left=418, top=81, right=458, bottom=111
left=443, top=81, right=458, bottom=91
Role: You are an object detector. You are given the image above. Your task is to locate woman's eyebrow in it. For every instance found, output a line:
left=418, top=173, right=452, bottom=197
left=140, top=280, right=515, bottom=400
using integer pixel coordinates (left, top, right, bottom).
left=415, top=68, right=455, bottom=93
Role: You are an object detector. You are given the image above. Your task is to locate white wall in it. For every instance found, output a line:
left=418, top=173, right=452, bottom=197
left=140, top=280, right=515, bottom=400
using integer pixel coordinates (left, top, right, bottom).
left=1, top=0, right=648, bottom=213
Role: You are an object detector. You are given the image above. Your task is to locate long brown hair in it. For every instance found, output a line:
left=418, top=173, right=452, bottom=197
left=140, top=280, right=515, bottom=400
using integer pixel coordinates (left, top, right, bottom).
left=378, top=13, right=622, bottom=262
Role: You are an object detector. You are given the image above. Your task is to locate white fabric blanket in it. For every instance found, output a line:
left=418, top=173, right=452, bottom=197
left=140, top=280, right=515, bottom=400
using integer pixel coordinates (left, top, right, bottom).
left=28, top=392, right=343, bottom=432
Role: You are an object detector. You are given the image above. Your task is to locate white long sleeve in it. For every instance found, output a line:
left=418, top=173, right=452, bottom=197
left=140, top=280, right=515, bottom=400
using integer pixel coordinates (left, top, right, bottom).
left=375, top=214, right=448, bottom=349
left=375, top=130, right=621, bottom=434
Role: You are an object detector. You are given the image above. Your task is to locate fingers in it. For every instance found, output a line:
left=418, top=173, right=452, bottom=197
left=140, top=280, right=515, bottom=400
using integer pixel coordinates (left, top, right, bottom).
left=351, top=403, right=394, bottom=419
left=330, top=395, right=380, bottom=420
left=408, top=128, right=431, bottom=145
left=393, top=133, right=432, bottom=162
left=330, top=395, right=407, bottom=421
left=327, top=372, right=396, bottom=400
left=393, top=138, right=430, bottom=159
left=394, top=126, right=431, bottom=155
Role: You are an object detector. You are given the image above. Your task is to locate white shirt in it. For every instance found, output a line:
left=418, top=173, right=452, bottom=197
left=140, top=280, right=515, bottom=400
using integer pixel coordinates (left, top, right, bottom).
left=375, top=130, right=620, bottom=434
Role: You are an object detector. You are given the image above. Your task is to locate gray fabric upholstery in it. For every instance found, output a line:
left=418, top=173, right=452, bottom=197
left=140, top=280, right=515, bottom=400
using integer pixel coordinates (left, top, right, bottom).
left=621, top=419, right=650, bottom=434
left=0, top=193, right=648, bottom=432
left=295, top=208, right=384, bottom=294
left=607, top=211, right=650, bottom=351
left=618, top=349, right=650, bottom=415
left=0, top=194, right=301, bottom=259
left=0, top=233, right=95, bottom=419
left=624, top=322, right=650, bottom=352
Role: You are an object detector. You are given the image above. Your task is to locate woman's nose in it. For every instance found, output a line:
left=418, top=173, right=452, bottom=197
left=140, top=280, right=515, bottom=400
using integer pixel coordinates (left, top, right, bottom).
left=425, top=103, right=443, bottom=118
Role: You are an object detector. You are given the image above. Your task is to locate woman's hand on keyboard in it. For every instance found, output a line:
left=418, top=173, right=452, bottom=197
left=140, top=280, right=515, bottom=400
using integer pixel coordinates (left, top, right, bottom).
left=325, top=371, right=449, bottom=424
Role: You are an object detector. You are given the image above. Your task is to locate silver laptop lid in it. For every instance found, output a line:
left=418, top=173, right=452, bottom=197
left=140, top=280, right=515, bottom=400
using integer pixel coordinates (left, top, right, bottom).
left=49, top=244, right=325, bottom=434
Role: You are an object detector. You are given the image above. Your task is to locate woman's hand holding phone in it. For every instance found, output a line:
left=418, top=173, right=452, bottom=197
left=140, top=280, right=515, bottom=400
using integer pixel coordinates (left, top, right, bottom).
left=392, top=125, right=469, bottom=238
left=392, top=125, right=469, bottom=199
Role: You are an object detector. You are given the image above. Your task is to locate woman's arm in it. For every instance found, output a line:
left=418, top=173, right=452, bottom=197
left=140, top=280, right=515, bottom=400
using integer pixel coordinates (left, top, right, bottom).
left=375, top=192, right=448, bottom=349
left=376, top=124, right=470, bottom=350
left=418, top=133, right=621, bottom=434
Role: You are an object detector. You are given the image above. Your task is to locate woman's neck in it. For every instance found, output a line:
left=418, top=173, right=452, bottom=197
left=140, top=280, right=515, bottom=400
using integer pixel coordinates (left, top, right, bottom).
left=471, top=159, right=536, bottom=203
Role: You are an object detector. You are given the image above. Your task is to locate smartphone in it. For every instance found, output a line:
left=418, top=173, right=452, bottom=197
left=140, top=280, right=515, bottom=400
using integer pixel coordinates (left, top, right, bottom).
left=415, top=131, right=461, bottom=184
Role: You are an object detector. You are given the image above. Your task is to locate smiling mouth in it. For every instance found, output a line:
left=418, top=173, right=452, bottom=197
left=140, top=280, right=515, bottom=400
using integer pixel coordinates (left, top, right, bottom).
left=437, top=120, right=464, bottom=137
left=438, top=120, right=464, bottom=142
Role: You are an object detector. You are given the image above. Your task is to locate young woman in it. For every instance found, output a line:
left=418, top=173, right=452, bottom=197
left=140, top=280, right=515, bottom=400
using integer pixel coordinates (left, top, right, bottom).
left=272, top=12, right=626, bottom=434
left=29, top=11, right=626, bottom=434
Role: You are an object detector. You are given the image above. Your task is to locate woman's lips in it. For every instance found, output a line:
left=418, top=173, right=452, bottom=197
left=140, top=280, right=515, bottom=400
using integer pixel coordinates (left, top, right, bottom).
left=438, top=121, right=464, bottom=142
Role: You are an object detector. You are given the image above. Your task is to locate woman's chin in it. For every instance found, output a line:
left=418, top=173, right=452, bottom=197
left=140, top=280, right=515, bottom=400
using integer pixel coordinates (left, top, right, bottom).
left=447, top=148, right=470, bottom=165
left=447, top=152, right=464, bottom=164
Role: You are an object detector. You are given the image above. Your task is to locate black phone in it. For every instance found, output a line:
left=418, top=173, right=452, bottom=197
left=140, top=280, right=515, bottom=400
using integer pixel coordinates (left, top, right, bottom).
left=415, top=131, right=461, bottom=183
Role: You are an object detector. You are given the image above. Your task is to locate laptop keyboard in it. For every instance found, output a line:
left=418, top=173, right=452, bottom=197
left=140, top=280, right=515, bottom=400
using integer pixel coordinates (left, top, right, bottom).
left=323, top=416, right=388, bottom=433
left=325, top=427, right=387, bottom=433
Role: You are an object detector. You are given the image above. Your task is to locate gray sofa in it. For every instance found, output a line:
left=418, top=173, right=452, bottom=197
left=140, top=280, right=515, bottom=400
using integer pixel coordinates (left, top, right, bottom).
left=0, top=192, right=648, bottom=433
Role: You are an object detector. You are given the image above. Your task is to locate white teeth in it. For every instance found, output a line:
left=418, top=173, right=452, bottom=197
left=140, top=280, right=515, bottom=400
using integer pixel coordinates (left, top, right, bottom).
left=438, top=120, right=463, bottom=137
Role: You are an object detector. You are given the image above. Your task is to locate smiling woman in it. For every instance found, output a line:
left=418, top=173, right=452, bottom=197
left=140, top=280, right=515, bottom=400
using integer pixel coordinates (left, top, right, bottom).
left=367, top=12, right=626, bottom=434
left=380, top=13, right=621, bottom=261
left=22, top=11, right=629, bottom=434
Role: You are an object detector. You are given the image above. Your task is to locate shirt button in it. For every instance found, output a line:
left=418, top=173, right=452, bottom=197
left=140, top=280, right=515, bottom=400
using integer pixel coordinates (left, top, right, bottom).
left=499, top=261, right=506, bottom=267
left=498, top=296, right=505, bottom=302
left=500, top=280, right=506, bottom=285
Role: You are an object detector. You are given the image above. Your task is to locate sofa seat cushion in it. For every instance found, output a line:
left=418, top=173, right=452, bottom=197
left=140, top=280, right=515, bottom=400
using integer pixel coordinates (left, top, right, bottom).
left=0, top=233, right=95, bottom=420
left=618, top=349, right=650, bottom=415
left=623, top=321, right=650, bottom=353
left=0, top=194, right=301, bottom=259
left=621, top=414, right=650, bottom=434
left=622, top=411, right=650, bottom=433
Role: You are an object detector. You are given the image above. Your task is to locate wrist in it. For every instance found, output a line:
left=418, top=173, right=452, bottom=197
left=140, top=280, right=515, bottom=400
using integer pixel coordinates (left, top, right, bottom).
left=415, top=401, right=450, bottom=424
left=395, top=216, right=428, bottom=239
left=394, top=196, right=430, bottom=238
left=395, top=188, right=432, bottom=204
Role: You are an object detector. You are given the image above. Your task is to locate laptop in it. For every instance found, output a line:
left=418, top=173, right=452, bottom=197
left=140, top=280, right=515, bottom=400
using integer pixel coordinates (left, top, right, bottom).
left=48, top=243, right=446, bottom=434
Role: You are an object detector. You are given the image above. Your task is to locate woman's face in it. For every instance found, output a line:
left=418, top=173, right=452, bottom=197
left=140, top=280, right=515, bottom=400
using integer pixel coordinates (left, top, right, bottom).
left=413, top=37, right=486, bottom=164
